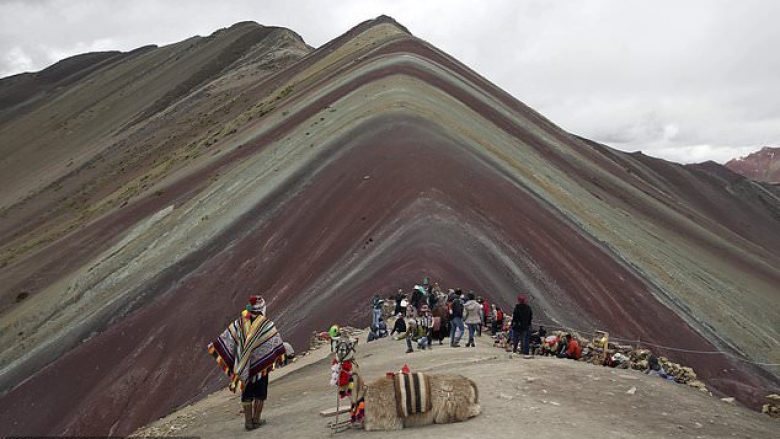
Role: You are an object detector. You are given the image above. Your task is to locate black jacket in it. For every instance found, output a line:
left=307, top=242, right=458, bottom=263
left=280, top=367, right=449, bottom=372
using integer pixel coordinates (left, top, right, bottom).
left=511, top=303, right=533, bottom=330
left=451, top=298, right=464, bottom=318
left=392, top=318, right=407, bottom=335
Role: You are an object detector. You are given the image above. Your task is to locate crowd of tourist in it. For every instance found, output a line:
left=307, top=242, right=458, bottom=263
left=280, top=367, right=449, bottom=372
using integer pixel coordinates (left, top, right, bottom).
left=365, top=278, right=543, bottom=357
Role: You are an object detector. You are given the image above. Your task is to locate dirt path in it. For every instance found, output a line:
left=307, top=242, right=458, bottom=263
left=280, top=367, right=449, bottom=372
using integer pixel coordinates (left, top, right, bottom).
left=133, top=334, right=777, bottom=439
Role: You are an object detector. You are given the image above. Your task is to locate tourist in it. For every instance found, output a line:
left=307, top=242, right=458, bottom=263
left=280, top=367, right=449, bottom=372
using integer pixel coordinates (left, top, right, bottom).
left=480, top=296, right=490, bottom=336
left=367, top=318, right=388, bottom=342
left=371, top=294, right=384, bottom=328
left=463, top=293, right=481, bottom=347
left=561, top=334, right=582, bottom=360
left=391, top=313, right=407, bottom=336
left=431, top=301, right=448, bottom=345
left=493, top=305, right=504, bottom=335
left=282, top=341, right=296, bottom=365
left=418, top=305, right=434, bottom=350
left=529, top=326, right=547, bottom=355
left=511, top=294, right=533, bottom=356
left=449, top=291, right=465, bottom=347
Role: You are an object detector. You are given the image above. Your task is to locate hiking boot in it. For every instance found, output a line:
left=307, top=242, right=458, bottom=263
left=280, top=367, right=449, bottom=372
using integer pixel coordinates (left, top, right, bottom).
left=253, top=419, right=267, bottom=428
left=406, top=348, right=414, bottom=353
left=451, top=343, right=461, bottom=348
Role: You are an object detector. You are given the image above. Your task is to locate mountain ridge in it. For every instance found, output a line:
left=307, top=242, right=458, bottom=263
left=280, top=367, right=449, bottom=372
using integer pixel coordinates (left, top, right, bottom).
left=0, top=16, right=777, bottom=437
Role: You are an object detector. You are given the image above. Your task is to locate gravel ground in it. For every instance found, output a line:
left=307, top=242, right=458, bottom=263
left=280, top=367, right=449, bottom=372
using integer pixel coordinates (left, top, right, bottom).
left=133, top=333, right=778, bottom=439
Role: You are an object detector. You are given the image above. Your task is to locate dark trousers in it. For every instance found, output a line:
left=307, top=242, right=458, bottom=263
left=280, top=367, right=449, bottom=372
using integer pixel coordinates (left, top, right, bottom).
left=512, top=328, right=531, bottom=354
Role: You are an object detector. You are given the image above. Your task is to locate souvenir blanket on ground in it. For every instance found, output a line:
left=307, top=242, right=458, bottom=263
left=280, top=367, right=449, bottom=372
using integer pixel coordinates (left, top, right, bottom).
left=207, top=310, right=286, bottom=392
left=394, top=372, right=432, bottom=417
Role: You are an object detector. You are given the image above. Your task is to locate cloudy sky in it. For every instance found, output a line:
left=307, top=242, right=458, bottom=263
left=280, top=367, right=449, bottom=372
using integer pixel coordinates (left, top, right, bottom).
left=1, top=0, right=778, bottom=163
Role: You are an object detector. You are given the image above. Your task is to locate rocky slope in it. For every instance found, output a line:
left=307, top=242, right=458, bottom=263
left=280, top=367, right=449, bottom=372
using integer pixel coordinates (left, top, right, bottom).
left=725, top=146, right=780, bottom=183
left=0, top=16, right=777, bottom=437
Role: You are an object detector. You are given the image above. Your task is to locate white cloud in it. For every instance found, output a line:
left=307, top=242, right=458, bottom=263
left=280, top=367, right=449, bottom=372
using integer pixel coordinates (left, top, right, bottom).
left=42, top=38, right=117, bottom=65
left=1, top=46, right=34, bottom=77
left=0, top=0, right=777, bottom=163
left=649, top=144, right=760, bottom=164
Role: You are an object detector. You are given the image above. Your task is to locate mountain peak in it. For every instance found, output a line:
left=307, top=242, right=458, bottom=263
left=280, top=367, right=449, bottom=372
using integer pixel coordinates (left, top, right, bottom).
left=724, top=146, right=780, bottom=183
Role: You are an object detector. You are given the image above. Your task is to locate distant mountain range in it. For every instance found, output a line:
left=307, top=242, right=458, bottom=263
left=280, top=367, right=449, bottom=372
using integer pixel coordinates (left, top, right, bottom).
left=725, top=146, right=780, bottom=183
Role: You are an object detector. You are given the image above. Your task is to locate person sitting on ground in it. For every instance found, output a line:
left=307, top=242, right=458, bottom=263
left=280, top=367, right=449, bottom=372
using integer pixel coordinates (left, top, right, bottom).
left=555, top=334, right=569, bottom=357
left=463, top=293, right=482, bottom=347
left=207, top=295, right=285, bottom=430
left=406, top=307, right=436, bottom=353
left=493, top=305, right=504, bottom=335
left=541, top=334, right=559, bottom=356
left=391, top=313, right=407, bottom=337
left=563, top=335, right=582, bottom=360
left=281, top=341, right=296, bottom=365
left=417, top=305, right=434, bottom=350
left=529, top=326, right=546, bottom=355
left=646, top=355, right=672, bottom=379
left=367, top=317, right=389, bottom=342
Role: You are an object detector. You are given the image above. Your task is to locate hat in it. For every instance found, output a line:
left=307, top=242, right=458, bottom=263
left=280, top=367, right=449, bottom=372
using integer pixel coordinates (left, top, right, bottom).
left=517, top=294, right=528, bottom=304
left=249, top=295, right=266, bottom=315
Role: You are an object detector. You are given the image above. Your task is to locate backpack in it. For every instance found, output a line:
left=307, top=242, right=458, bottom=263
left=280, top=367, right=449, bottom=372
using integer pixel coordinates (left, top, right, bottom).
left=496, top=310, right=504, bottom=321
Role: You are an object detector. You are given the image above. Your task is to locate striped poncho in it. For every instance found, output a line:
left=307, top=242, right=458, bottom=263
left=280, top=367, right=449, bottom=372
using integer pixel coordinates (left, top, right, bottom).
left=207, top=310, right=286, bottom=392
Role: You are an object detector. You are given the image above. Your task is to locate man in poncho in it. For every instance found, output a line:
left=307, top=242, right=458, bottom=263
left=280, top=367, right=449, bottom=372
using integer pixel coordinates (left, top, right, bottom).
left=207, top=295, right=286, bottom=430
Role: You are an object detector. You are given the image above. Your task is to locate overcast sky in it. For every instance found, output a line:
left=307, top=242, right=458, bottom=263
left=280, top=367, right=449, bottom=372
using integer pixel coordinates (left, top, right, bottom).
left=1, top=0, right=778, bottom=163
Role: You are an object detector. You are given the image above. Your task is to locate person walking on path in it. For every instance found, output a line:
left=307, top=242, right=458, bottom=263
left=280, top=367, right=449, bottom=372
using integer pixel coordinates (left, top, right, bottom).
left=511, top=294, right=533, bottom=356
left=371, top=294, right=384, bottom=328
left=448, top=291, right=465, bottom=347
left=463, top=293, right=482, bottom=347
left=207, top=295, right=286, bottom=430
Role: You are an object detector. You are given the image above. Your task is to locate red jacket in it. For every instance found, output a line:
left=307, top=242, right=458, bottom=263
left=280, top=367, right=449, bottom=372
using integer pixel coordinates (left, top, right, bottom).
left=566, top=339, right=582, bottom=359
